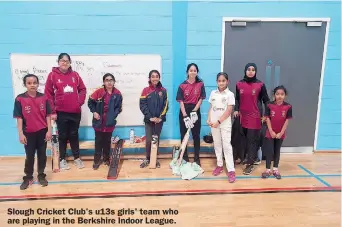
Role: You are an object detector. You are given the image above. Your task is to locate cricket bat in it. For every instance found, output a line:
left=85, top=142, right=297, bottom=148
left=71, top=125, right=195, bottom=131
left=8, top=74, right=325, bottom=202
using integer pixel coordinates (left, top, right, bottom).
left=107, top=139, right=124, bottom=179
left=177, top=128, right=191, bottom=166
left=51, top=120, right=60, bottom=173
left=149, top=134, right=159, bottom=169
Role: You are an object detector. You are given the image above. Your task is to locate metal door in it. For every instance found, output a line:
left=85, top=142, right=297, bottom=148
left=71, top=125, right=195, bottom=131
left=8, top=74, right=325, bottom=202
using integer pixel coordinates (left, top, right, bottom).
left=223, top=20, right=327, bottom=153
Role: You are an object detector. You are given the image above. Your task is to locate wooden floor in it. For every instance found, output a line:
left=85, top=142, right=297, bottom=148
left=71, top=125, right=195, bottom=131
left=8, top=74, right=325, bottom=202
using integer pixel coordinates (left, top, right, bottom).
left=0, top=153, right=341, bottom=227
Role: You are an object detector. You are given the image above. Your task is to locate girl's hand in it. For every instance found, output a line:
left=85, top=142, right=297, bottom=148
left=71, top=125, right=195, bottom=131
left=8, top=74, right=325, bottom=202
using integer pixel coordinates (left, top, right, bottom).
left=233, top=111, right=239, bottom=117
left=93, top=112, right=100, bottom=120
left=270, top=130, right=277, bottom=138
left=276, top=132, right=284, bottom=139
left=51, top=114, right=57, bottom=121
left=45, top=130, right=52, bottom=142
left=155, top=118, right=162, bottom=123
left=212, top=121, right=220, bottom=128
left=150, top=118, right=156, bottom=122
left=206, top=119, right=212, bottom=126
left=19, top=133, right=27, bottom=145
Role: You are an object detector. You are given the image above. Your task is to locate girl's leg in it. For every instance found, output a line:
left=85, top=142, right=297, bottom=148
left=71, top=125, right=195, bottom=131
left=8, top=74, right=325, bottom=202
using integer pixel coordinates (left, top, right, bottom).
left=68, top=113, right=84, bottom=168
left=21, top=131, right=37, bottom=190
left=102, top=132, right=113, bottom=165
left=221, top=127, right=236, bottom=183
left=56, top=112, right=69, bottom=169
left=93, top=131, right=103, bottom=169
left=261, top=138, right=274, bottom=178
left=154, top=122, right=164, bottom=168
left=211, top=127, right=224, bottom=176
left=141, top=122, right=153, bottom=168
left=191, top=110, right=201, bottom=165
left=36, top=128, right=48, bottom=186
left=273, top=139, right=284, bottom=179
left=178, top=111, right=189, bottom=162
left=243, top=128, right=260, bottom=175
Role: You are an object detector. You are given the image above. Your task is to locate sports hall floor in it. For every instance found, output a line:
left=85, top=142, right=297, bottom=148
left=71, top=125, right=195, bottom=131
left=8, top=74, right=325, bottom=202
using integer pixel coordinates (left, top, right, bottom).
left=0, top=153, right=340, bottom=227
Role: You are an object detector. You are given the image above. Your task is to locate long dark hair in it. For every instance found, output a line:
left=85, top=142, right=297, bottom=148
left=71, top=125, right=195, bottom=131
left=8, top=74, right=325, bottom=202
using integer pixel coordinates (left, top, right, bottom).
left=148, top=69, right=162, bottom=87
left=273, top=85, right=288, bottom=101
left=102, top=73, right=115, bottom=89
left=186, top=63, right=202, bottom=83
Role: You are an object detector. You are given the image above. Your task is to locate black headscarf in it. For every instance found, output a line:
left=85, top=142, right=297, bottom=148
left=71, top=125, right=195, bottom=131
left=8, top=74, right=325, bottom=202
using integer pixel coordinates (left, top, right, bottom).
left=243, top=63, right=257, bottom=83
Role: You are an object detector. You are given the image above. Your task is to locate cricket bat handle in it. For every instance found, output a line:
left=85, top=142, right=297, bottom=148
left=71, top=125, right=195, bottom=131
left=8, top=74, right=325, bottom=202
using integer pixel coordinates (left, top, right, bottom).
left=177, top=128, right=191, bottom=166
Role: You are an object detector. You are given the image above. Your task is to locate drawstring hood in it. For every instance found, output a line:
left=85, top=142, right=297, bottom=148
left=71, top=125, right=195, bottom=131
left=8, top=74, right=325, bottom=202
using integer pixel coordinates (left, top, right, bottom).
left=243, top=63, right=257, bottom=83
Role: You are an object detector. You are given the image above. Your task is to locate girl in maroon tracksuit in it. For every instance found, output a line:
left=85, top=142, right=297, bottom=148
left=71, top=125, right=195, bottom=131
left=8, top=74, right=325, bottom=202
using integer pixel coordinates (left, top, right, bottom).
left=234, top=63, right=270, bottom=175
left=262, top=86, right=292, bottom=179
left=44, top=53, right=87, bottom=170
left=13, top=74, right=52, bottom=190
left=88, top=73, right=123, bottom=170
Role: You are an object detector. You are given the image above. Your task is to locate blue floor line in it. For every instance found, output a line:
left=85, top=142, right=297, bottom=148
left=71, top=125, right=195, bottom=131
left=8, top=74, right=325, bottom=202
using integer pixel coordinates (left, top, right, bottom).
left=0, top=174, right=340, bottom=186
left=298, top=165, right=332, bottom=187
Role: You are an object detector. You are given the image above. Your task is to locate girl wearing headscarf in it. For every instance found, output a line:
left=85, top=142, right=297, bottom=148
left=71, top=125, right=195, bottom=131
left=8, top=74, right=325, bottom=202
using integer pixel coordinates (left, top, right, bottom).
left=233, top=63, right=270, bottom=175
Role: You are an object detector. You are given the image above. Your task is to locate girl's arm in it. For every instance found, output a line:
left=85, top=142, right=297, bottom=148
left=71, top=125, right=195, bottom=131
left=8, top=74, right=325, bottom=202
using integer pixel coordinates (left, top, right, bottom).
left=139, top=88, right=153, bottom=120
left=77, top=73, right=87, bottom=106
left=44, top=73, right=56, bottom=115
left=219, top=105, right=233, bottom=123
left=113, top=94, right=123, bottom=120
left=234, top=84, right=240, bottom=112
left=278, top=106, right=292, bottom=137
left=260, top=83, right=270, bottom=113
left=264, top=104, right=276, bottom=138
left=176, top=86, right=188, bottom=117
left=159, top=91, right=169, bottom=120
left=13, top=98, right=26, bottom=144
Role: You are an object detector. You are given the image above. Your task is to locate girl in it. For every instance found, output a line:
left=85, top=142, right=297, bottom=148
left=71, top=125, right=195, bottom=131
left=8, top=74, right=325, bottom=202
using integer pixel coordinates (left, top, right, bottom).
left=13, top=74, right=52, bottom=190
left=176, top=63, right=206, bottom=166
left=88, top=73, right=123, bottom=170
left=44, top=53, right=87, bottom=170
left=234, top=63, right=270, bottom=175
left=207, top=72, right=236, bottom=183
left=139, top=70, right=168, bottom=168
left=262, top=86, right=292, bottom=179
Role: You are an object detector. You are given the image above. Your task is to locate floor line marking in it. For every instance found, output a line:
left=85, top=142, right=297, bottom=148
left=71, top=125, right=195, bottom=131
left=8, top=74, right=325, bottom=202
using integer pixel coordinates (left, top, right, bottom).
left=0, top=173, right=341, bottom=186
left=298, top=165, right=332, bottom=187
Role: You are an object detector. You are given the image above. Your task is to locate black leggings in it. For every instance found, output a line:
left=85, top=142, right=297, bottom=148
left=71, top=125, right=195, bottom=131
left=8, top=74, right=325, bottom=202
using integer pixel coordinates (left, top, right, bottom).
left=56, top=111, right=81, bottom=161
left=243, top=128, right=260, bottom=165
left=145, top=122, right=163, bottom=160
left=94, top=131, right=112, bottom=164
left=23, top=128, right=47, bottom=181
left=179, top=104, right=201, bottom=161
left=264, top=138, right=283, bottom=169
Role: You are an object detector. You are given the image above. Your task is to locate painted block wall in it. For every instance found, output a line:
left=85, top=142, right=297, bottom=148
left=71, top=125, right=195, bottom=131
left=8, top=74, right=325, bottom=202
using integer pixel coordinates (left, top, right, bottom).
left=0, top=1, right=340, bottom=156
left=184, top=1, right=341, bottom=151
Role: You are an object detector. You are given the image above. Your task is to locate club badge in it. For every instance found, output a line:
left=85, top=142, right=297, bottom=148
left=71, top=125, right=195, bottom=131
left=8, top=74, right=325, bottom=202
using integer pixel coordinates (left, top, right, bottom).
left=271, top=111, right=275, bottom=117
left=25, top=106, right=31, bottom=114
left=222, top=97, right=227, bottom=104
left=282, top=110, right=286, bottom=117
left=240, top=89, right=244, bottom=94
left=159, top=91, right=163, bottom=97
left=72, top=77, right=75, bottom=83
left=252, top=89, right=256, bottom=95
left=40, top=103, right=44, bottom=111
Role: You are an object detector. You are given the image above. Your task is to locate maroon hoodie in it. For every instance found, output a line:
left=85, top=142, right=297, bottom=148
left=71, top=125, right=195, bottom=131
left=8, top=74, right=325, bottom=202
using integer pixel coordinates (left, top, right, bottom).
left=44, top=67, right=87, bottom=114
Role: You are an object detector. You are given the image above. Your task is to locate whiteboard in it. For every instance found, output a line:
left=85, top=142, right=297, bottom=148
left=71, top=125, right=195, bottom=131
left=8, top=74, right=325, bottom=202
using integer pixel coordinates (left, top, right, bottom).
left=10, top=54, right=162, bottom=126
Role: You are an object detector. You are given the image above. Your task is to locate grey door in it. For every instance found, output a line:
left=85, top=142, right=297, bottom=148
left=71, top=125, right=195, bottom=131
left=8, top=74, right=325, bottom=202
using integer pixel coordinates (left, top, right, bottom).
left=223, top=21, right=327, bottom=153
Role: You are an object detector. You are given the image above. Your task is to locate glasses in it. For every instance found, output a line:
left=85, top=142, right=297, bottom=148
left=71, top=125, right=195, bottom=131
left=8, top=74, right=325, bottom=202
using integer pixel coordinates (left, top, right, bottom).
left=59, top=60, right=70, bottom=64
left=105, top=79, right=114, bottom=83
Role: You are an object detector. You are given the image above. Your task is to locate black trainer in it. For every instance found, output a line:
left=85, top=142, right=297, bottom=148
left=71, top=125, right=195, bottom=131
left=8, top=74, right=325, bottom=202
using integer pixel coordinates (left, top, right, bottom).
left=38, top=176, right=48, bottom=187
left=243, top=164, right=255, bottom=175
left=20, top=179, right=32, bottom=190
left=140, top=159, right=149, bottom=168
left=93, top=162, right=100, bottom=170
left=156, top=160, right=160, bottom=168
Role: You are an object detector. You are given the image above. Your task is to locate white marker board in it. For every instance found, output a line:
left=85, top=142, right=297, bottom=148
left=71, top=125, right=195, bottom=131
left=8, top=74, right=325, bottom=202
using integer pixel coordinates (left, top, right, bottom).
left=10, top=54, right=162, bottom=126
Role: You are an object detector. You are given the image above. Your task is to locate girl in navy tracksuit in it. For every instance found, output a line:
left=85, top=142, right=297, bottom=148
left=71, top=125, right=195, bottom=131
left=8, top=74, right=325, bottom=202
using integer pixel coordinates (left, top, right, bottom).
left=88, top=73, right=123, bottom=170
left=139, top=70, right=168, bottom=168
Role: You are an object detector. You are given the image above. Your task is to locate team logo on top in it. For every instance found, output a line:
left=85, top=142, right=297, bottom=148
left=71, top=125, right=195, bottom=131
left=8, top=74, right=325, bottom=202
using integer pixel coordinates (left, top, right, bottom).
left=185, top=90, right=190, bottom=96
left=221, top=97, right=227, bottom=104
left=252, top=89, right=256, bottom=95
left=271, top=111, right=275, bottom=117
left=63, top=85, right=74, bottom=93
left=72, top=77, right=75, bottom=83
left=282, top=110, right=286, bottom=117
left=57, top=79, right=62, bottom=83
left=39, top=103, right=44, bottom=111
left=24, top=106, right=31, bottom=114
left=240, top=89, right=244, bottom=94
left=159, top=91, right=163, bottom=97
left=194, top=89, right=199, bottom=95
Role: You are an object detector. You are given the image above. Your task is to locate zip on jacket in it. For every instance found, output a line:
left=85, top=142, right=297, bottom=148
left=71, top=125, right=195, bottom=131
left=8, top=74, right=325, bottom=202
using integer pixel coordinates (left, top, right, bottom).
left=88, top=87, right=122, bottom=131
left=139, top=83, right=168, bottom=123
